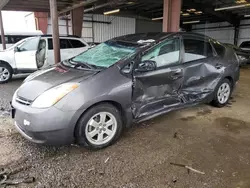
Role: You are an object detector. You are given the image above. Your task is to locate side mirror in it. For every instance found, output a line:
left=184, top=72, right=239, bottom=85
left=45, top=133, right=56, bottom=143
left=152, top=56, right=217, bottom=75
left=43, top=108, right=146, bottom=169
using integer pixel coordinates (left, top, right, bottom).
left=14, top=47, right=20, bottom=52
left=135, top=60, right=157, bottom=72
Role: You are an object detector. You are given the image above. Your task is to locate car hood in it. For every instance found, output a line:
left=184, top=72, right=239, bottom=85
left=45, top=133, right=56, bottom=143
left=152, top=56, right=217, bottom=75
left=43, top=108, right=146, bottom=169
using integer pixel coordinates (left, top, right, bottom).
left=17, top=64, right=98, bottom=101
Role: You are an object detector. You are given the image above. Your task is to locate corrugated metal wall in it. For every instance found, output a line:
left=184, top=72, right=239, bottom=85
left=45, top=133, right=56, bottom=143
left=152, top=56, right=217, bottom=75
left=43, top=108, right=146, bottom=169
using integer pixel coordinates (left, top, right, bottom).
left=47, top=14, right=136, bottom=43
left=238, top=19, right=250, bottom=45
left=136, top=19, right=162, bottom=33
left=93, top=14, right=135, bottom=42
left=192, top=20, right=250, bottom=45
left=192, top=22, right=235, bottom=44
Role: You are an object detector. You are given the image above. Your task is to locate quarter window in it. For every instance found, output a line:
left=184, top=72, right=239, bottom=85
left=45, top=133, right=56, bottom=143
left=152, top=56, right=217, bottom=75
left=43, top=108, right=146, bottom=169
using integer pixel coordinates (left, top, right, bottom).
left=142, top=38, right=180, bottom=68
left=183, top=38, right=214, bottom=63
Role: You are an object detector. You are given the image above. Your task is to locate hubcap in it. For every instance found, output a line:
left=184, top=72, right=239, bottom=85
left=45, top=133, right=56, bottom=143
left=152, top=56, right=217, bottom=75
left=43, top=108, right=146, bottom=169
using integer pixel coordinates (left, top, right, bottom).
left=0, top=67, right=10, bottom=82
left=85, top=112, right=117, bottom=145
left=217, top=83, right=230, bottom=104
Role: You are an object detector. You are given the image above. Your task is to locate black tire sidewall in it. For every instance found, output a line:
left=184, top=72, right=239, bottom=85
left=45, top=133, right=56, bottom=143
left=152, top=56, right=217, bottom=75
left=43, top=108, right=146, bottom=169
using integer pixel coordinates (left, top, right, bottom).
left=75, top=103, right=123, bottom=150
left=212, top=78, right=232, bottom=107
left=0, top=63, right=13, bottom=84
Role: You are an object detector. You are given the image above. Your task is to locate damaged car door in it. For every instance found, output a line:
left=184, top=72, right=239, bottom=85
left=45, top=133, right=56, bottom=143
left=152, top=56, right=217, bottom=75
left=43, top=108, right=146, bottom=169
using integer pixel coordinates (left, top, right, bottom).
left=180, top=35, right=223, bottom=103
left=132, top=36, right=184, bottom=120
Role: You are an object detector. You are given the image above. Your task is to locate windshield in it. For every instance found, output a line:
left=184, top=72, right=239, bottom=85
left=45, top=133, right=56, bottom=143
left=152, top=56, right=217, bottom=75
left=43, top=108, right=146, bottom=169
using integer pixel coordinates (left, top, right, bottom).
left=72, top=40, right=137, bottom=68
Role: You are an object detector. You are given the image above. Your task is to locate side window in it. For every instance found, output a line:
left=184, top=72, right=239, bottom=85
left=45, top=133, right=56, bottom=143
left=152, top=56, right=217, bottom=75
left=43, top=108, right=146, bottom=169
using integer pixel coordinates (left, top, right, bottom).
left=69, top=39, right=86, bottom=48
left=183, top=38, right=214, bottom=63
left=142, top=38, right=180, bottom=68
left=60, top=39, right=72, bottom=49
left=48, top=39, right=53, bottom=50
left=18, top=37, right=40, bottom=51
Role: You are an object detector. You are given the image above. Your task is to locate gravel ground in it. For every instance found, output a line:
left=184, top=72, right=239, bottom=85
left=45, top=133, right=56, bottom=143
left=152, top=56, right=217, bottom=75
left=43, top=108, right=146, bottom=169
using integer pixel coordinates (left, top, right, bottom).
left=1, top=68, right=250, bottom=188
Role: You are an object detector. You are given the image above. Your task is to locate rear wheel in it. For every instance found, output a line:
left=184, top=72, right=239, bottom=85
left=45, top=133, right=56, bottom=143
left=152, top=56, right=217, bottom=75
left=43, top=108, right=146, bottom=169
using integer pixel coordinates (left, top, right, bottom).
left=0, top=63, right=12, bottom=84
left=211, top=78, right=232, bottom=107
left=75, top=103, right=123, bottom=150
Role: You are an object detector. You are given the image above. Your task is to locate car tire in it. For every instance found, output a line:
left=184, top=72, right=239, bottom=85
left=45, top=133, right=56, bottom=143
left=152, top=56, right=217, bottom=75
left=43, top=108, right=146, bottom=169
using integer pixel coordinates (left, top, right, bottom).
left=211, top=78, right=232, bottom=108
left=0, top=62, right=13, bottom=84
left=75, top=103, right=123, bottom=150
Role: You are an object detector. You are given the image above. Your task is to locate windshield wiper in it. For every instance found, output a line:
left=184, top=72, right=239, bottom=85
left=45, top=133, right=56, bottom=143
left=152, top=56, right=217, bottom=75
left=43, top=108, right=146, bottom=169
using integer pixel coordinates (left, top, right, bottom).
left=69, top=59, right=104, bottom=71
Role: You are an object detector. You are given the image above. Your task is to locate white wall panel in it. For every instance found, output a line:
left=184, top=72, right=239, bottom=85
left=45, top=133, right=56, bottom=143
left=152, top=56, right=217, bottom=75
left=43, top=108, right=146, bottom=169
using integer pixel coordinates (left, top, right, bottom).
left=192, top=20, right=250, bottom=45
left=93, top=14, right=135, bottom=42
left=192, top=22, right=234, bottom=44
left=47, top=14, right=135, bottom=43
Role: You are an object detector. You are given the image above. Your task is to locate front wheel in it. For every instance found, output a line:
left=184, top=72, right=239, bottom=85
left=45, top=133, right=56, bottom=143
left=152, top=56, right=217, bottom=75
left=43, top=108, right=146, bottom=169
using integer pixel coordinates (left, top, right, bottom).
left=75, top=103, right=123, bottom=150
left=211, top=78, right=232, bottom=107
left=0, top=63, right=12, bottom=84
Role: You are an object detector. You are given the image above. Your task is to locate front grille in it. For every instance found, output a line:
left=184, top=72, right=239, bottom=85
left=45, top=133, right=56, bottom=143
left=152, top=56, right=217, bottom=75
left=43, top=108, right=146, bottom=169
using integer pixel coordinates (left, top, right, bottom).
left=16, top=96, right=32, bottom=106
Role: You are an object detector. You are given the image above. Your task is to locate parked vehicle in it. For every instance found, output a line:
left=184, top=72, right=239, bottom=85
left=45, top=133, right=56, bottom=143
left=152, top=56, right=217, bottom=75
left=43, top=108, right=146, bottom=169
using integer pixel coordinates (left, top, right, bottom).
left=239, top=41, right=250, bottom=52
left=12, top=32, right=240, bottom=149
left=0, top=31, right=43, bottom=50
left=0, top=35, right=89, bottom=83
left=224, top=43, right=250, bottom=65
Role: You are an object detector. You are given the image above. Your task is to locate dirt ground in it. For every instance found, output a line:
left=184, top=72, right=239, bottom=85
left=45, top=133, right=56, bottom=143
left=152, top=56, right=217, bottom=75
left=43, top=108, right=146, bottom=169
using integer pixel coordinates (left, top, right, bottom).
left=1, top=68, right=250, bottom=188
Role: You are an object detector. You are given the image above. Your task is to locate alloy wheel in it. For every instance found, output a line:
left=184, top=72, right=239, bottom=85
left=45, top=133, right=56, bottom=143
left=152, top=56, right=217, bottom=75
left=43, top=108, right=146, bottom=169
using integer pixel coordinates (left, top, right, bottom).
left=85, top=112, right=118, bottom=145
left=0, top=67, right=10, bottom=82
left=217, top=83, right=231, bottom=104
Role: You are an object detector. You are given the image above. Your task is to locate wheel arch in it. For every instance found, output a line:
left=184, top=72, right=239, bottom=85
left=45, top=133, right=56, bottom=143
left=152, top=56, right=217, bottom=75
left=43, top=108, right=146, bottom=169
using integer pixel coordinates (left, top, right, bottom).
left=224, top=75, right=234, bottom=89
left=73, top=100, right=130, bottom=139
left=0, top=60, right=13, bottom=72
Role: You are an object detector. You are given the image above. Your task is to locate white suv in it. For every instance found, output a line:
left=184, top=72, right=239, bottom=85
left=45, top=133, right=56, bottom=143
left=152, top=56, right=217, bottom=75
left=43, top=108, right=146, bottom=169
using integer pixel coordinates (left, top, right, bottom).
left=0, top=35, right=89, bottom=83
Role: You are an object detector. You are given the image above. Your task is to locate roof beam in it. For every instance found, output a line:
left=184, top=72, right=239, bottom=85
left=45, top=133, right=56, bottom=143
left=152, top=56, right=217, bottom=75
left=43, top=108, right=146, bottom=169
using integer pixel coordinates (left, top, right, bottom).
left=0, top=0, right=10, bottom=10
left=58, top=0, right=99, bottom=15
left=184, top=0, right=238, bottom=25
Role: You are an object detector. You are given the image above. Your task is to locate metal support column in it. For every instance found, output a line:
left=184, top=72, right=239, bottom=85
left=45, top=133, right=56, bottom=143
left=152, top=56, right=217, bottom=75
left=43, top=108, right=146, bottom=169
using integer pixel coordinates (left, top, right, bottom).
left=0, top=11, right=6, bottom=50
left=162, top=0, right=170, bottom=32
left=49, top=0, right=60, bottom=63
left=66, top=18, right=69, bottom=35
left=170, top=0, right=181, bottom=32
left=71, top=7, right=84, bottom=37
left=234, top=26, right=239, bottom=46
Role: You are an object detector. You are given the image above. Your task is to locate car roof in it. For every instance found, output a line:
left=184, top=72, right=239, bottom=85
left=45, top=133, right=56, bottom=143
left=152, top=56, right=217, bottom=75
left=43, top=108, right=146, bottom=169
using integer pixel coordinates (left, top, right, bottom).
left=113, top=32, right=212, bottom=43
left=40, top=34, right=80, bottom=38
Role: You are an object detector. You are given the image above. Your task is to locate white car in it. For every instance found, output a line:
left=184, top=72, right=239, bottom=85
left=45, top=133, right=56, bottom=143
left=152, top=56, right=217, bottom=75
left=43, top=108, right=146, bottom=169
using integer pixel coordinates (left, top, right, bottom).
left=0, top=36, right=89, bottom=83
left=239, top=41, right=250, bottom=52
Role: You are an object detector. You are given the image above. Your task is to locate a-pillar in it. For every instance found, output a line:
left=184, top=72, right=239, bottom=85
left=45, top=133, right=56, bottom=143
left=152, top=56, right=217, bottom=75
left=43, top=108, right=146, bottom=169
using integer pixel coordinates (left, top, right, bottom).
left=34, top=12, right=48, bottom=34
left=49, top=0, right=61, bottom=63
left=163, top=0, right=182, bottom=32
left=0, top=11, right=6, bottom=50
left=71, top=7, right=84, bottom=37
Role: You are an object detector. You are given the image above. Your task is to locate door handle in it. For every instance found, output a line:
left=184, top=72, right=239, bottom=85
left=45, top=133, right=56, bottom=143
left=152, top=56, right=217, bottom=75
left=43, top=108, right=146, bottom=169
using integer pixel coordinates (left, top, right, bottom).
left=215, top=63, right=223, bottom=69
left=171, top=69, right=183, bottom=80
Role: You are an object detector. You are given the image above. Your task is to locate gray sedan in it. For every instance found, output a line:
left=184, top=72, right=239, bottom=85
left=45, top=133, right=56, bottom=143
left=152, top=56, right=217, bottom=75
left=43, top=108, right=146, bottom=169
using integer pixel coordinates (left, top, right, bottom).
left=12, top=32, right=240, bottom=149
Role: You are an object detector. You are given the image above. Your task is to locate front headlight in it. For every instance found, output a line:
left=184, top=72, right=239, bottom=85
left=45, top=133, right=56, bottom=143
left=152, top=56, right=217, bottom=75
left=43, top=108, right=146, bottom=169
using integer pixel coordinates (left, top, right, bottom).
left=32, top=83, right=79, bottom=108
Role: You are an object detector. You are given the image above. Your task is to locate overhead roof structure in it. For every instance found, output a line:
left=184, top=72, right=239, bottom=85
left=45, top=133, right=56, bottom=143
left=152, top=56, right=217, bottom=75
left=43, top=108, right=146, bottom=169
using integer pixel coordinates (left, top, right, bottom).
left=1, top=0, right=250, bottom=25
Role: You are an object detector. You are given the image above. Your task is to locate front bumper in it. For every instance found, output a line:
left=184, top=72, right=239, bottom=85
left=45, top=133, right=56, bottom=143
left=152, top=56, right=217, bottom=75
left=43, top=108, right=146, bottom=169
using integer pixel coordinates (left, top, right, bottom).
left=12, top=100, right=82, bottom=145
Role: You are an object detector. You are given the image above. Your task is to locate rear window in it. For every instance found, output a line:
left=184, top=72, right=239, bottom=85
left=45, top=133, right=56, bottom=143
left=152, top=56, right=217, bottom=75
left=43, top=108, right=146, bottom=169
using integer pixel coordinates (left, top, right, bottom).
left=240, top=41, right=250, bottom=48
left=212, top=41, right=225, bottom=57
